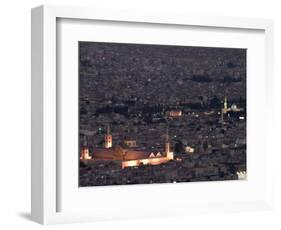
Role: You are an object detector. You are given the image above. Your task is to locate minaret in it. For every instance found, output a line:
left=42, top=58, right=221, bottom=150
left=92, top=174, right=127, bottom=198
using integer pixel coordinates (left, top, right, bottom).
left=80, top=136, right=92, bottom=160
left=104, top=125, right=112, bottom=148
left=165, top=127, right=173, bottom=160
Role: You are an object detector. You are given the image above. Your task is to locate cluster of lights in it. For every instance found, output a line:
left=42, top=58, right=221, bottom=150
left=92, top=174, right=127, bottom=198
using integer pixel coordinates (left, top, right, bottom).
left=236, top=171, right=247, bottom=180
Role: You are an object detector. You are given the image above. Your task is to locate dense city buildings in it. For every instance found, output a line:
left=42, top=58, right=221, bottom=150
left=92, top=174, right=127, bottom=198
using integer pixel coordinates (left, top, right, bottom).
left=79, top=42, right=247, bottom=187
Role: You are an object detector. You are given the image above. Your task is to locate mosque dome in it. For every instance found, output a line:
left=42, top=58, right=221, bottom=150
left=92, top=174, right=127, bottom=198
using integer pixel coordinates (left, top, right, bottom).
left=231, top=104, right=238, bottom=111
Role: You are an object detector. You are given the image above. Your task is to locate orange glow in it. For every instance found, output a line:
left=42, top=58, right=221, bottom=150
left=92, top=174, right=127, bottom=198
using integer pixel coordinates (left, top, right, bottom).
left=142, top=159, right=149, bottom=165
left=122, top=154, right=173, bottom=168
left=167, top=110, right=182, bottom=117
left=104, top=134, right=112, bottom=148
left=124, top=140, right=137, bottom=147
left=122, top=160, right=139, bottom=168
left=80, top=147, right=92, bottom=160
left=185, top=146, right=195, bottom=153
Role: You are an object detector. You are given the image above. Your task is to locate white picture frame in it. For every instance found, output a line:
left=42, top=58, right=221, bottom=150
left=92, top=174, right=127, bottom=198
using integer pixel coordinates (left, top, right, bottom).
left=31, top=5, right=274, bottom=225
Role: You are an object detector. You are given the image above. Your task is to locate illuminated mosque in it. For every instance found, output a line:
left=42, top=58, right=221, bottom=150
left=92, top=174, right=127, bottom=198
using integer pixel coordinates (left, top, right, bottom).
left=220, top=96, right=244, bottom=124
left=222, top=96, right=242, bottom=115
left=80, top=126, right=174, bottom=168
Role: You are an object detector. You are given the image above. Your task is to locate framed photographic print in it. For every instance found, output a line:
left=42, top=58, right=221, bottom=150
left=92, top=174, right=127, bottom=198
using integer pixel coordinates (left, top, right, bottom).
left=31, top=5, right=274, bottom=225
left=78, top=41, right=247, bottom=186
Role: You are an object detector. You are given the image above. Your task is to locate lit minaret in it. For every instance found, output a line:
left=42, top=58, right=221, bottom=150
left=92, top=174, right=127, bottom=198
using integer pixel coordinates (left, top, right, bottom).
left=80, top=136, right=92, bottom=160
left=221, top=96, right=229, bottom=127
left=104, top=125, right=112, bottom=148
left=165, top=127, right=173, bottom=160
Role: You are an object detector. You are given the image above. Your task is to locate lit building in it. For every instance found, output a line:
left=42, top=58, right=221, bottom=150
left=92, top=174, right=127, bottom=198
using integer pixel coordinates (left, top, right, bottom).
left=104, top=125, right=112, bottom=148
left=236, top=171, right=247, bottom=180
left=185, top=146, right=195, bottom=153
left=80, top=127, right=174, bottom=168
left=123, top=139, right=137, bottom=148
left=80, top=147, right=92, bottom=160
left=222, top=96, right=242, bottom=114
left=167, top=110, right=182, bottom=117
left=80, top=137, right=92, bottom=160
left=230, top=104, right=242, bottom=112
left=221, top=96, right=244, bottom=125
left=120, top=128, right=174, bottom=168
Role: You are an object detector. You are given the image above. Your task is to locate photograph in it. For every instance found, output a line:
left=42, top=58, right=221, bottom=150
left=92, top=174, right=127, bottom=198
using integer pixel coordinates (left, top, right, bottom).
left=78, top=41, right=247, bottom=187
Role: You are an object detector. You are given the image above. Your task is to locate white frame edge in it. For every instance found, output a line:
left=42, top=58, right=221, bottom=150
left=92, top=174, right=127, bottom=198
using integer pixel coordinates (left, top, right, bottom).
left=31, top=4, right=274, bottom=225
left=31, top=6, right=44, bottom=224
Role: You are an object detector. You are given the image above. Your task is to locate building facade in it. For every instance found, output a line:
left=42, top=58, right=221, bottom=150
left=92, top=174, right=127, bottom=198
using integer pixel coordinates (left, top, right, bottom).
left=80, top=127, right=174, bottom=168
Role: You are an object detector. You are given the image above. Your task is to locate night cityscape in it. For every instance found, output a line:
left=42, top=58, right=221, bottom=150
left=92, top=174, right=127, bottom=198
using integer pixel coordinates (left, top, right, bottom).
left=79, top=41, right=247, bottom=187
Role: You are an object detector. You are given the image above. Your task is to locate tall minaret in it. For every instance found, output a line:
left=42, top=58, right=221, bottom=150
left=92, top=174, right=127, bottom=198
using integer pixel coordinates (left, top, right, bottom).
left=80, top=136, right=91, bottom=160
left=104, top=125, right=112, bottom=148
left=165, top=127, right=173, bottom=160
